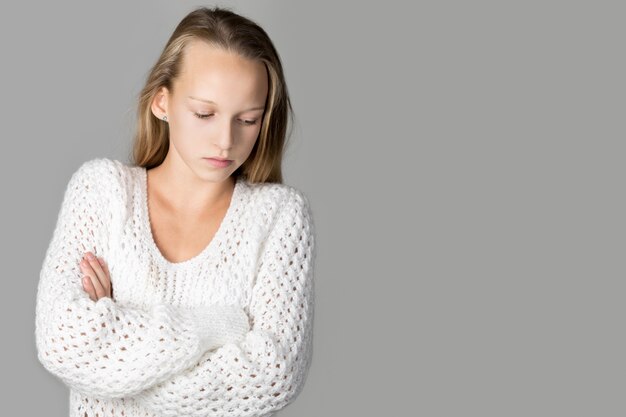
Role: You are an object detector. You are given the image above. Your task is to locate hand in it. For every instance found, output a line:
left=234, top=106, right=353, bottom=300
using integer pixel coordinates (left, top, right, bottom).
left=79, top=251, right=113, bottom=301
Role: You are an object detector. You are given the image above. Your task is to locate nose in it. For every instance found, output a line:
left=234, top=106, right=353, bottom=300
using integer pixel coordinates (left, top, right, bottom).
left=215, top=118, right=235, bottom=151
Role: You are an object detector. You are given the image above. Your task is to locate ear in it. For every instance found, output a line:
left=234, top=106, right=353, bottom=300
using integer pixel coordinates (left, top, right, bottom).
left=151, top=86, right=170, bottom=120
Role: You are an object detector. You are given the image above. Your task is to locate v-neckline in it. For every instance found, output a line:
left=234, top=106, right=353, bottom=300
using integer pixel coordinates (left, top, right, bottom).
left=140, top=167, right=244, bottom=269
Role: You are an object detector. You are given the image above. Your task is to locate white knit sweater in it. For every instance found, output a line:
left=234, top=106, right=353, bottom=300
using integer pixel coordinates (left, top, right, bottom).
left=35, top=158, right=316, bottom=417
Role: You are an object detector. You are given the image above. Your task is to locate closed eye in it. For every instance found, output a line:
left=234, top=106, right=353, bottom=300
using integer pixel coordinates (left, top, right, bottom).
left=194, top=113, right=258, bottom=126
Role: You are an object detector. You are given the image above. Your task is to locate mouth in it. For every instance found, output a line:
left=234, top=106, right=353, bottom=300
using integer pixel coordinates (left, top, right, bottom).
left=204, top=157, right=233, bottom=162
left=202, top=157, right=234, bottom=168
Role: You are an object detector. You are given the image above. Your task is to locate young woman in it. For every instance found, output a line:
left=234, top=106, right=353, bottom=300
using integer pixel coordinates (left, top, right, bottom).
left=35, top=6, right=316, bottom=417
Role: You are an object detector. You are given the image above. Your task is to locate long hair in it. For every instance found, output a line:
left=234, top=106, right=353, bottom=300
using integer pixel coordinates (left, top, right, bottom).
left=130, top=6, right=294, bottom=184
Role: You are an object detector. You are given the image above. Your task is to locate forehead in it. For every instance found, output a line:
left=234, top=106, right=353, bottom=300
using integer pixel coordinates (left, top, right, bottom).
left=176, top=40, right=268, bottom=104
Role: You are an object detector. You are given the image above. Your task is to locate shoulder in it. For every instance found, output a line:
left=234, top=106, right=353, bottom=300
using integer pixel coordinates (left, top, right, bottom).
left=245, top=180, right=314, bottom=219
left=244, top=180, right=315, bottom=239
left=70, top=157, right=122, bottom=186
left=66, top=157, right=128, bottom=207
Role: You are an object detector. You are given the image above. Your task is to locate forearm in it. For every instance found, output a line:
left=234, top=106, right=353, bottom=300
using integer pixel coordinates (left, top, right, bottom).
left=36, top=276, right=250, bottom=398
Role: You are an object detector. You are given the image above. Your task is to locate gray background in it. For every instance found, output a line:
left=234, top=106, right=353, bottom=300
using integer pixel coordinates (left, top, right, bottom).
left=1, top=0, right=623, bottom=415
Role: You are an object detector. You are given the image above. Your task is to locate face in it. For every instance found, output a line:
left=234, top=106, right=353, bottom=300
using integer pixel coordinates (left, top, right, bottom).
left=151, top=40, right=269, bottom=183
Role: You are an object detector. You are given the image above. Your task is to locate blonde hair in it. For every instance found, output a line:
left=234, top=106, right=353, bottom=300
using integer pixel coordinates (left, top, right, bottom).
left=130, top=6, right=294, bottom=184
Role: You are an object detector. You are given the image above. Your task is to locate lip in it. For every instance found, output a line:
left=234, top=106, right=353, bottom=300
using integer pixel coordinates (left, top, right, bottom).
left=205, top=157, right=232, bottom=161
left=203, top=157, right=233, bottom=168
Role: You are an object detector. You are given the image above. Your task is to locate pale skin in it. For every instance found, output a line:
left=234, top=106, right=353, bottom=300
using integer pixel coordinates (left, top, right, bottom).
left=80, top=252, right=112, bottom=301
left=80, top=39, right=269, bottom=300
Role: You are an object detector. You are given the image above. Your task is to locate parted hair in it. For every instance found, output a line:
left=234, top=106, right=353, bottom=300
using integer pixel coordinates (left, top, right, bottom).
left=130, top=6, right=294, bottom=183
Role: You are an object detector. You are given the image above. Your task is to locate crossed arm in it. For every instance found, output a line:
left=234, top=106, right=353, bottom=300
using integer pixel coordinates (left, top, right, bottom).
left=130, top=191, right=316, bottom=417
left=36, top=159, right=317, bottom=416
left=35, top=159, right=251, bottom=398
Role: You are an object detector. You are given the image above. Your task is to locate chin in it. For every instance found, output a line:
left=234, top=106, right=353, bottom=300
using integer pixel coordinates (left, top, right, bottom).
left=195, top=163, right=236, bottom=181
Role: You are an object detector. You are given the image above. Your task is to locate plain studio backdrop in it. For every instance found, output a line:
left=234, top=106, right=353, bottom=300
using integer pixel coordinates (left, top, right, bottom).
left=0, top=0, right=623, bottom=415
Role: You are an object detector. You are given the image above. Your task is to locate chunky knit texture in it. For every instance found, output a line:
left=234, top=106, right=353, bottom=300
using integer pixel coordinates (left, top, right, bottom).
left=35, top=158, right=316, bottom=417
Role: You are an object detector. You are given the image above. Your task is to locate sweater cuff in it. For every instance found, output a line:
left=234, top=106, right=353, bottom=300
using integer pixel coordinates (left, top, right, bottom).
left=180, top=305, right=250, bottom=352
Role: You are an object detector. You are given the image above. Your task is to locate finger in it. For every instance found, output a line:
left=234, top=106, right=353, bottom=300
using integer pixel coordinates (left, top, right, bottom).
left=81, top=257, right=106, bottom=299
left=97, top=257, right=111, bottom=281
left=79, top=262, right=98, bottom=300
left=79, top=259, right=99, bottom=301
left=97, top=256, right=108, bottom=271
left=85, top=253, right=110, bottom=298
left=97, top=257, right=114, bottom=299
left=82, top=276, right=97, bottom=302
left=85, top=269, right=104, bottom=300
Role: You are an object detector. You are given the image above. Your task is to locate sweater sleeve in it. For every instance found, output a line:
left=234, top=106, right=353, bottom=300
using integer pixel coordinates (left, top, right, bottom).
left=35, top=159, right=251, bottom=399
left=132, top=189, right=317, bottom=417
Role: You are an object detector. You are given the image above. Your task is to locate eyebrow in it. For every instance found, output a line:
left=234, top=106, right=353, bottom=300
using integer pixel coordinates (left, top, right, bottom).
left=188, top=95, right=265, bottom=111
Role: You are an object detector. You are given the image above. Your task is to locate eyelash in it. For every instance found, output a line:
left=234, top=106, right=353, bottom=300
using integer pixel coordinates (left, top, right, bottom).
left=193, top=113, right=259, bottom=126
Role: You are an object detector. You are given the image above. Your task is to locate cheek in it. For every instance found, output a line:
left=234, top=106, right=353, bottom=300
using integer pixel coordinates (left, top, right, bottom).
left=242, top=128, right=260, bottom=147
left=169, top=124, right=199, bottom=155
